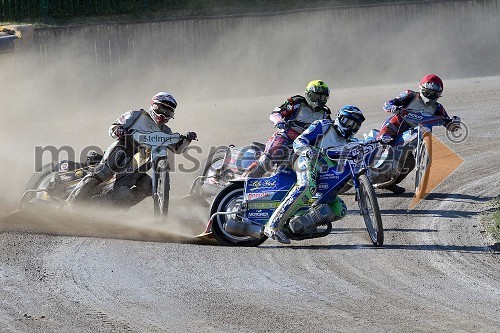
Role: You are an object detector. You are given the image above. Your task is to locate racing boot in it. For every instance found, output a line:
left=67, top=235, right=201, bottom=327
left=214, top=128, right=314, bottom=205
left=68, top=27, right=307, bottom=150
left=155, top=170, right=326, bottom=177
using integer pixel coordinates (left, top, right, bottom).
left=264, top=226, right=291, bottom=244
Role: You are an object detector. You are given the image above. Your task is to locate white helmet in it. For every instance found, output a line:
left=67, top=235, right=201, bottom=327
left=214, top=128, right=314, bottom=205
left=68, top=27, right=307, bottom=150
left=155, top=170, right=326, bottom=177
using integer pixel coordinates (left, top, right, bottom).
left=149, top=92, right=177, bottom=124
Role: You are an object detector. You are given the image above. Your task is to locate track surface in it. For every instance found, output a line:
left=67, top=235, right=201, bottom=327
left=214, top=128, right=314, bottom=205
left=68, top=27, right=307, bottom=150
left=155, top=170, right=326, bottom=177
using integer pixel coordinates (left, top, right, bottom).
left=1, top=77, right=499, bottom=332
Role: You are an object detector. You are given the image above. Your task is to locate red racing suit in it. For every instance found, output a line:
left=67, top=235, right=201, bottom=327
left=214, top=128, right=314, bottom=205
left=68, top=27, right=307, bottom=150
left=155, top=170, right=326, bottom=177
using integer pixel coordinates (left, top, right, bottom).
left=378, top=90, right=450, bottom=138
left=247, top=95, right=331, bottom=177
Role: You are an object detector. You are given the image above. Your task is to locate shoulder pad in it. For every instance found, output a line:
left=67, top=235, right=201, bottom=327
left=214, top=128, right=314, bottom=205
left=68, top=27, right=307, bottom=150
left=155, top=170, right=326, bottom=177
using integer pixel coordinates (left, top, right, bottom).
left=289, top=95, right=307, bottom=104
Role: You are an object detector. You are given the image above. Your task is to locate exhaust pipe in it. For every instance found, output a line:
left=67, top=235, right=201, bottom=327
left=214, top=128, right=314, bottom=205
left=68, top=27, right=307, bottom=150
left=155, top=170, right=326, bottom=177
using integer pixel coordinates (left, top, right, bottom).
left=224, top=220, right=264, bottom=238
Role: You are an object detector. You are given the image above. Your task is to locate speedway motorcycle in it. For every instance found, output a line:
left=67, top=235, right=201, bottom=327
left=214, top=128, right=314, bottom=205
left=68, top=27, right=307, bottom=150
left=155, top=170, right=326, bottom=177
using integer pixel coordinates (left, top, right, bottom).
left=21, top=131, right=191, bottom=220
left=363, top=110, right=460, bottom=198
left=187, top=141, right=294, bottom=199
left=201, top=141, right=383, bottom=247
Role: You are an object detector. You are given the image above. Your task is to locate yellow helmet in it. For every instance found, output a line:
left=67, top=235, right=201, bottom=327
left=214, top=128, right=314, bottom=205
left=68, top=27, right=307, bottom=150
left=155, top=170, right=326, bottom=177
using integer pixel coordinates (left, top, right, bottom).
left=305, top=80, right=330, bottom=111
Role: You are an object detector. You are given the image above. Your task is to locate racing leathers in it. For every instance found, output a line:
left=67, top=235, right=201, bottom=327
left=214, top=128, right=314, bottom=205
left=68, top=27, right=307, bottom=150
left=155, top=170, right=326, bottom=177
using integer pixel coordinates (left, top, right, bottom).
left=67, top=109, right=193, bottom=207
left=246, top=95, right=331, bottom=177
left=377, top=90, right=458, bottom=192
left=264, top=119, right=348, bottom=244
left=378, top=90, right=452, bottom=140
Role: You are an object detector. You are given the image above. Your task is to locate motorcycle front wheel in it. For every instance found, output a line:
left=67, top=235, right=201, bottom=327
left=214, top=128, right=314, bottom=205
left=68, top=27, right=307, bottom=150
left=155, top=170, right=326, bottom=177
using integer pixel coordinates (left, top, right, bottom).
left=210, top=183, right=267, bottom=247
left=154, top=159, right=170, bottom=221
left=414, top=132, right=432, bottom=200
left=356, top=174, right=384, bottom=246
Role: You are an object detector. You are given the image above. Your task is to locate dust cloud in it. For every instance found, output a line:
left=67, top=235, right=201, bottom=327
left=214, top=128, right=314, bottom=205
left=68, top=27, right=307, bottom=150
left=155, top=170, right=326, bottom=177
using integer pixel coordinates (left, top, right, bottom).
left=0, top=2, right=498, bottom=241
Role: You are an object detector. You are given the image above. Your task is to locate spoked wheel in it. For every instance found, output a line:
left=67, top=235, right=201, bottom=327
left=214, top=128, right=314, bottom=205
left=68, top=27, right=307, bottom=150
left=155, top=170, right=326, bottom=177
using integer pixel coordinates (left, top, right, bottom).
left=415, top=133, right=432, bottom=200
left=210, top=183, right=267, bottom=247
left=356, top=174, right=384, bottom=246
left=154, top=159, right=170, bottom=221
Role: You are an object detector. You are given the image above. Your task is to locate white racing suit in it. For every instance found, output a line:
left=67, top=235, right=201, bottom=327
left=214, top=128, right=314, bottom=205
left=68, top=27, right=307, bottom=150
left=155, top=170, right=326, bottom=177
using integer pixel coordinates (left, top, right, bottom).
left=266, top=119, right=349, bottom=231
left=67, top=109, right=191, bottom=207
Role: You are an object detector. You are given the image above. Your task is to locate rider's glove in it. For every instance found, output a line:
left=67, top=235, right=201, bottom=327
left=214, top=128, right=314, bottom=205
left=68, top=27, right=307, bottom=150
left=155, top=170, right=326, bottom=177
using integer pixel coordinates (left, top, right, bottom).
left=304, top=148, right=318, bottom=160
left=391, top=106, right=407, bottom=116
left=113, top=126, right=127, bottom=138
left=275, top=121, right=288, bottom=130
left=379, top=134, right=394, bottom=144
left=186, top=131, right=198, bottom=141
left=446, top=116, right=461, bottom=132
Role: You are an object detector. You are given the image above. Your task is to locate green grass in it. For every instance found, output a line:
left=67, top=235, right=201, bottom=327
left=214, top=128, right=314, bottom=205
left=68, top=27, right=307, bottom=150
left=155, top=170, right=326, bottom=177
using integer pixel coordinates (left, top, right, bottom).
left=484, top=197, right=500, bottom=245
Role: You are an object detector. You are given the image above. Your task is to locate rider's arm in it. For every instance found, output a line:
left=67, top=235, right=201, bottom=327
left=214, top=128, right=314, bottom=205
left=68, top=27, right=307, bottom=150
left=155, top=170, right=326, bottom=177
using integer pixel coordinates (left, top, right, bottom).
left=160, top=125, right=194, bottom=154
left=269, top=97, right=298, bottom=125
left=293, top=120, right=325, bottom=154
left=383, top=90, right=415, bottom=113
left=435, top=103, right=450, bottom=121
left=109, top=110, right=142, bottom=139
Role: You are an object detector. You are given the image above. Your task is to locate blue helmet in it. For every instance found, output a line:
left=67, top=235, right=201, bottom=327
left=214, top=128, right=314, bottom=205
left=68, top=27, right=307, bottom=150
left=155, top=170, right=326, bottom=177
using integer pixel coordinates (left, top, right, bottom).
left=333, top=105, right=365, bottom=139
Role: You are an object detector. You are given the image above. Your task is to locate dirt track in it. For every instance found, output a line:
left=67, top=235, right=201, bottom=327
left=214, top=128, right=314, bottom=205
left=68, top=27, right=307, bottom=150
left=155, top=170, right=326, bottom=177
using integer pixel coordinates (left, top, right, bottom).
left=0, top=75, right=499, bottom=332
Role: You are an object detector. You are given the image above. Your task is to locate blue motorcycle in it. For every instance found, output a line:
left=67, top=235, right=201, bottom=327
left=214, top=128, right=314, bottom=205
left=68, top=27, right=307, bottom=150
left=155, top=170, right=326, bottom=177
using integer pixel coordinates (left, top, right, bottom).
left=203, top=141, right=383, bottom=247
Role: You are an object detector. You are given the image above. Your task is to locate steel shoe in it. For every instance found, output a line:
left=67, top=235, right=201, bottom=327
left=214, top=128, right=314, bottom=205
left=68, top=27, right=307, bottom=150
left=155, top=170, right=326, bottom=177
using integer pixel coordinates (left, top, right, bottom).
left=264, top=226, right=291, bottom=244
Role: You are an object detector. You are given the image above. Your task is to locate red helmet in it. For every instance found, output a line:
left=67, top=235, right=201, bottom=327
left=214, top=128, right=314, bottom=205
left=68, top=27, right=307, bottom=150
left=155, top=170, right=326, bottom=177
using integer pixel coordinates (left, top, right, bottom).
left=419, top=74, right=443, bottom=104
left=149, top=92, right=177, bottom=124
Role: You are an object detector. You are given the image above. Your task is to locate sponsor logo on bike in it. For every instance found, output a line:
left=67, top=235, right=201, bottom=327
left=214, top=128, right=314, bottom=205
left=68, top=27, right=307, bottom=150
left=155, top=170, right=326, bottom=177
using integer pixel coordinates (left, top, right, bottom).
left=318, top=183, right=328, bottom=190
left=249, top=180, right=277, bottom=189
left=321, top=173, right=340, bottom=180
left=144, top=134, right=174, bottom=143
left=248, top=210, right=270, bottom=218
left=248, top=202, right=280, bottom=209
left=247, top=192, right=271, bottom=200
left=60, top=162, right=68, bottom=171
left=406, top=113, right=424, bottom=121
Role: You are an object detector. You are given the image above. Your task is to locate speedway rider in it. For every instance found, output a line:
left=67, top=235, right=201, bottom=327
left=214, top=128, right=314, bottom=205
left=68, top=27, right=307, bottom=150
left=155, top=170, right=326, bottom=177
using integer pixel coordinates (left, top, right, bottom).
left=67, top=92, right=197, bottom=207
left=377, top=74, right=461, bottom=194
left=264, top=105, right=366, bottom=244
left=245, top=80, right=332, bottom=177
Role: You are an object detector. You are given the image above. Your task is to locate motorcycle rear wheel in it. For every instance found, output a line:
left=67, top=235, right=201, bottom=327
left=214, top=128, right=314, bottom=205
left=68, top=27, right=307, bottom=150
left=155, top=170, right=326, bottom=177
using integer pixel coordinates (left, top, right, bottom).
left=21, top=163, right=58, bottom=208
left=414, top=133, right=432, bottom=200
left=210, top=183, right=267, bottom=247
left=154, top=159, right=170, bottom=221
left=357, top=174, right=384, bottom=246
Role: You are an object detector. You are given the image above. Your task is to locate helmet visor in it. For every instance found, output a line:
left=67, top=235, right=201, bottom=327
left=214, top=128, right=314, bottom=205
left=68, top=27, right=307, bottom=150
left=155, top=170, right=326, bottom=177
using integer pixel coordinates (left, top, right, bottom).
left=420, top=87, right=442, bottom=100
left=309, top=92, right=329, bottom=103
left=153, top=103, right=175, bottom=119
left=339, top=116, right=361, bottom=132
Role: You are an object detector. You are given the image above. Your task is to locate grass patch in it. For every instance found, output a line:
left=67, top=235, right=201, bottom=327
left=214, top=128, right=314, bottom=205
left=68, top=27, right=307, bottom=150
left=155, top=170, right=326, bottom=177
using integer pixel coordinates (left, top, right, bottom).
left=489, top=200, right=500, bottom=238
left=483, top=197, right=500, bottom=250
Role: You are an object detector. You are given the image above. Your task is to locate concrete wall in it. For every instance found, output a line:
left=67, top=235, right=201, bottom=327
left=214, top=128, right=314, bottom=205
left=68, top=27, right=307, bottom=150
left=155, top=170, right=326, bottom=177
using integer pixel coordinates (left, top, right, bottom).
left=8, top=1, right=500, bottom=96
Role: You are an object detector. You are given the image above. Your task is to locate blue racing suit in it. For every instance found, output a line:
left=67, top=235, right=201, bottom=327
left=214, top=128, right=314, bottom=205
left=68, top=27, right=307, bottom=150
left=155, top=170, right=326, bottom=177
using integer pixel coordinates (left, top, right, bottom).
left=265, top=119, right=348, bottom=231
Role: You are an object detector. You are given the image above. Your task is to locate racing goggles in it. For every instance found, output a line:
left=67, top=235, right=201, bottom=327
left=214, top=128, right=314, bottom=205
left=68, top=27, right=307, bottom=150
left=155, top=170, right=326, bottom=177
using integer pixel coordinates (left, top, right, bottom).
left=339, top=116, right=361, bottom=132
left=309, top=92, right=329, bottom=103
left=420, top=87, right=442, bottom=100
left=152, top=103, right=175, bottom=122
